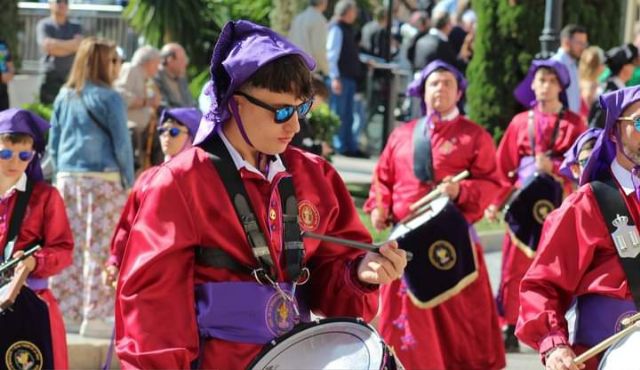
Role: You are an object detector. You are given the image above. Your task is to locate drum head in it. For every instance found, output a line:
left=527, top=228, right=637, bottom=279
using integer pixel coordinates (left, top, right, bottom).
left=249, top=318, right=386, bottom=370
left=598, top=328, right=640, bottom=370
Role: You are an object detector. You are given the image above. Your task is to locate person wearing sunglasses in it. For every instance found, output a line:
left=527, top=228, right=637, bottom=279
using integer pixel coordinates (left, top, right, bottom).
left=0, top=109, right=74, bottom=370
left=114, top=20, right=407, bottom=369
left=559, top=128, right=602, bottom=185
left=517, top=87, right=640, bottom=370
left=105, top=107, right=201, bottom=288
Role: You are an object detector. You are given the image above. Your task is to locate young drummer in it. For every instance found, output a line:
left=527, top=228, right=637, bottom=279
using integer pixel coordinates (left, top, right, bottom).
left=517, top=87, right=640, bottom=370
left=105, top=107, right=201, bottom=286
left=559, top=127, right=602, bottom=184
left=0, top=109, right=73, bottom=369
left=486, top=59, right=587, bottom=350
left=114, top=20, right=407, bottom=369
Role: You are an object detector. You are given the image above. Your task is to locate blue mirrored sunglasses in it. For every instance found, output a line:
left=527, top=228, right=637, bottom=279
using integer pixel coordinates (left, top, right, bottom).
left=158, top=127, right=188, bottom=138
left=234, top=91, right=313, bottom=124
left=0, top=149, right=35, bottom=162
left=618, top=116, right=640, bottom=132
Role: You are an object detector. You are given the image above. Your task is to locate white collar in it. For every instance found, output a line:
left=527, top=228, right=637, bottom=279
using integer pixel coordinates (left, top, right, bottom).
left=611, top=77, right=626, bottom=90
left=611, top=158, right=636, bottom=195
left=433, top=107, right=459, bottom=122
left=429, top=28, right=448, bottom=42
left=2, top=173, right=27, bottom=198
left=218, top=131, right=287, bottom=182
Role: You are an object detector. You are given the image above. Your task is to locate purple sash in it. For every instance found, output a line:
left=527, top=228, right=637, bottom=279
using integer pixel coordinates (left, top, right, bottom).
left=26, top=277, right=48, bottom=291
left=195, top=282, right=310, bottom=344
left=517, top=156, right=536, bottom=184
left=575, top=294, right=637, bottom=347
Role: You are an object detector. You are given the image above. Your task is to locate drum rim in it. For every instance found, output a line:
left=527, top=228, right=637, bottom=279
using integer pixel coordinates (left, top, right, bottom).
left=247, top=316, right=383, bottom=369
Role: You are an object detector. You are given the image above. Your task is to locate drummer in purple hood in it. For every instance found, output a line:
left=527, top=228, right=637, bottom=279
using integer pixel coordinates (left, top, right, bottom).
left=517, top=86, right=640, bottom=370
left=113, top=20, right=406, bottom=369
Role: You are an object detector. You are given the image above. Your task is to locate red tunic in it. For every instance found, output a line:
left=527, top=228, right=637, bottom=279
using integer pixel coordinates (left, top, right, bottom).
left=1, top=181, right=74, bottom=370
left=494, top=108, right=586, bottom=325
left=108, top=166, right=159, bottom=268
left=115, top=145, right=379, bottom=369
left=517, top=181, right=635, bottom=370
left=363, top=116, right=506, bottom=370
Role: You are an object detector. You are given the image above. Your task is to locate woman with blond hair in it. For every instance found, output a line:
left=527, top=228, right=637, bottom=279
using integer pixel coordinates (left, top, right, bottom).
left=48, top=36, right=134, bottom=338
left=578, top=46, right=605, bottom=119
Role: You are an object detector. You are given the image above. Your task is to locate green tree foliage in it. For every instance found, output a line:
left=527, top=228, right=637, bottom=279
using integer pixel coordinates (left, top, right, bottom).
left=467, top=0, right=623, bottom=141
left=0, top=0, right=20, bottom=68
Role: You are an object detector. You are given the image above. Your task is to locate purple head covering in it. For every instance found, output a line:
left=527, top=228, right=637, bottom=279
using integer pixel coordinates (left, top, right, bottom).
left=513, top=59, right=570, bottom=108
left=582, top=86, right=640, bottom=187
left=407, top=60, right=467, bottom=116
left=0, top=109, right=50, bottom=182
left=159, top=107, right=202, bottom=138
left=559, top=127, right=602, bottom=182
left=194, top=20, right=316, bottom=146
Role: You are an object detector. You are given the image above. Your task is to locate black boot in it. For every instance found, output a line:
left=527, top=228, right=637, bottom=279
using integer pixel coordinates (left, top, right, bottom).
left=503, top=325, right=520, bottom=353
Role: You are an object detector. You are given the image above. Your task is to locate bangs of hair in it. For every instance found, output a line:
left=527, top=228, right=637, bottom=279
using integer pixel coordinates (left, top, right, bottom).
left=0, top=133, right=34, bottom=146
left=243, top=55, right=313, bottom=100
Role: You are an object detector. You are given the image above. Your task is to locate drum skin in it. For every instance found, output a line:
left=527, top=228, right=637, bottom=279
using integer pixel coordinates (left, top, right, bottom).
left=248, top=317, right=401, bottom=370
left=598, top=328, right=640, bottom=370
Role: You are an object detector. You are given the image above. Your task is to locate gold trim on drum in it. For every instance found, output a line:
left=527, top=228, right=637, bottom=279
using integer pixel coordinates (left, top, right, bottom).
left=408, top=233, right=479, bottom=309
left=428, top=240, right=457, bottom=270
left=532, top=199, right=555, bottom=224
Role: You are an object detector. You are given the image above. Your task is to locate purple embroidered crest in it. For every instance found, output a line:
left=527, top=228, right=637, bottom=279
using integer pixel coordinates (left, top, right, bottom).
left=265, top=291, right=297, bottom=337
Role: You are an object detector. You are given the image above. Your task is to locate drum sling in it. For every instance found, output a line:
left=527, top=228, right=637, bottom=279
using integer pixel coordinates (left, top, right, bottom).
left=0, top=179, right=53, bottom=370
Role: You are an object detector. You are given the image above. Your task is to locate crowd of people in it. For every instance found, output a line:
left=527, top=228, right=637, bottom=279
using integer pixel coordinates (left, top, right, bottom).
left=0, top=0, right=640, bottom=370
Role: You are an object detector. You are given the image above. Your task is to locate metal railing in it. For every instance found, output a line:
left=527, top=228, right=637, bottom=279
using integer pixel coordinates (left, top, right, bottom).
left=18, top=2, right=138, bottom=73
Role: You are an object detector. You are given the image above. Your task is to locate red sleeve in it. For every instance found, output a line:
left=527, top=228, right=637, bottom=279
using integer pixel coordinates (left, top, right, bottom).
left=306, top=162, right=379, bottom=321
left=108, top=192, right=137, bottom=268
left=363, top=128, right=399, bottom=214
left=116, top=168, right=201, bottom=369
left=455, top=127, right=501, bottom=223
left=515, top=188, right=604, bottom=354
left=31, top=187, right=73, bottom=278
left=493, top=119, right=521, bottom=206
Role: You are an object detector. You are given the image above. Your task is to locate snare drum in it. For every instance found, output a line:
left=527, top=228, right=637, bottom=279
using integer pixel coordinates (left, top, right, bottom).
left=598, top=327, right=640, bottom=370
left=248, top=317, right=403, bottom=370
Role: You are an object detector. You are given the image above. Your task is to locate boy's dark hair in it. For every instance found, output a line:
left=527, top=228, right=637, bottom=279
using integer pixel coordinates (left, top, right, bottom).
left=242, top=55, right=313, bottom=100
left=560, top=24, right=587, bottom=40
left=535, top=66, right=559, bottom=80
left=0, top=133, right=34, bottom=146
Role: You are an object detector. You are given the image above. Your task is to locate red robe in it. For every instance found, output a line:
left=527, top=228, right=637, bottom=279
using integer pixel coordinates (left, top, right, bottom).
left=1, top=181, right=74, bottom=370
left=364, top=116, right=506, bottom=370
left=517, top=179, right=637, bottom=369
left=108, top=166, right=159, bottom=268
left=494, top=108, right=586, bottom=325
left=115, top=145, right=379, bottom=369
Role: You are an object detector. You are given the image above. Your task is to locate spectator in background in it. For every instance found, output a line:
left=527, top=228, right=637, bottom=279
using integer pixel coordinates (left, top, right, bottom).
left=552, top=24, right=589, bottom=113
left=114, top=46, right=161, bottom=170
left=289, top=0, right=330, bottom=77
left=404, top=11, right=429, bottom=69
left=327, top=0, right=367, bottom=158
left=36, top=0, right=82, bottom=104
left=589, top=43, right=638, bottom=128
left=48, top=37, right=133, bottom=338
left=155, top=43, right=196, bottom=108
left=578, top=46, right=605, bottom=120
left=360, top=8, right=386, bottom=55
left=0, top=39, right=15, bottom=110
left=412, top=11, right=457, bottom=71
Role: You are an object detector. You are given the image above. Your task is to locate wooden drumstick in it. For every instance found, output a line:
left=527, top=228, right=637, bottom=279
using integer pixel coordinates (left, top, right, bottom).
left=573, top=320, right=640, bottom=366
left=301, top=231, right=413, bottom=261
left=0, top=245, right=41, bottom=274
left=409, top=170, right=470, bottom=212
left=620, top=311, right=640, bottom=327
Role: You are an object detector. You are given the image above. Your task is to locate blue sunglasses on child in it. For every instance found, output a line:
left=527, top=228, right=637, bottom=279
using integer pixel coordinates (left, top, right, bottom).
left=158, top=126, right=189, bottom=138
left=234, top=91, right=313, bottom=124
left=0, top=149, right=35, bottom=161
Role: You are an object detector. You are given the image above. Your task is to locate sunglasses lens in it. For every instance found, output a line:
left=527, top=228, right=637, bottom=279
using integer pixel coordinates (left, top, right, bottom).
left=0, top=150, right=11, bottom=160
left=297, top=100, right=313, bottom=118
left=634, top=118, right=640, bottom=132
left=275, top=107, right=294, bottom=123
left=169, top=128, right=181, bottom=137
left=19, top=151, right=33, bottom=161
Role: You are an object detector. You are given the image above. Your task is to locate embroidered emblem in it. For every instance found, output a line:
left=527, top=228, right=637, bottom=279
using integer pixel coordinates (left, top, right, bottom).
left=265, top=291, right=297, bottom=336
left=615, top=310, right=638, bottom=332
left=611, top=214, right=640, bottom=258
left=297, top=200, right=319, bottom=231
left=269, top=208, right=277, bottom=221
left=439, top=139, right=456, bottom=155
left=5, top=341, right=43, bottom=370
left=532, top=200, right=555, bottom=224
left=428, top=241, right=456, bottom=270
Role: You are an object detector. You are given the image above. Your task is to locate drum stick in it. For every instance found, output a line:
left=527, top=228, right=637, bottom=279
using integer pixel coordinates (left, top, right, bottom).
left=409, top=170, right=470, bottom=212
left=621, top=311, right=640, bottom=327
left=507, top=150, right=553, bottom=178
left=573, top=320, right=640, bottom=366
left=0, top=245, right=41, bottom=275
left=301, top=231, right=413, bottom=261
